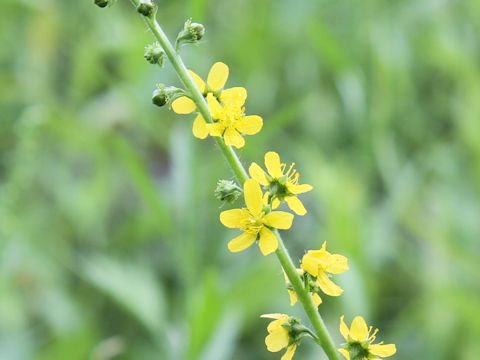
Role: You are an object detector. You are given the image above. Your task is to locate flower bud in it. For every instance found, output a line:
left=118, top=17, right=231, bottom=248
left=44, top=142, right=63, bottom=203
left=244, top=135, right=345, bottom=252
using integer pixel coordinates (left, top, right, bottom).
left=136, top=0, right=155, bottom=17
left=94, top=0, right=109, bottom=8
left=176, top=19, right=205, bottom=50
left=144, top=42, right=166, bottom=66
left=214, top=180, right=242, bottom=203
left=152, top=85, right=184, bottom=107
left=188, top=22, right=205, bottom=41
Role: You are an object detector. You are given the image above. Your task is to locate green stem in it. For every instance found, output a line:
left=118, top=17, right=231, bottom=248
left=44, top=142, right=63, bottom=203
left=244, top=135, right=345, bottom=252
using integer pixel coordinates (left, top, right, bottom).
left=129, top=4, right=339, bottom=360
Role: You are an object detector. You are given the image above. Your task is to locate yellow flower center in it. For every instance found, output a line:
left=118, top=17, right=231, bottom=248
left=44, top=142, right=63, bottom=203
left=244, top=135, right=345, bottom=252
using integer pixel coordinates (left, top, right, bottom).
left=218, top=103, right=244, bottom=128
left=240, top=213, right=264, bottom=235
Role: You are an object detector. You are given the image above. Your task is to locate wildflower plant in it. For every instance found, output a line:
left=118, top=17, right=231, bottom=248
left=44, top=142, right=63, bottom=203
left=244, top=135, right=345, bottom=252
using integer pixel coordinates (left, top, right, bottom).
left=94, top=1, right=397, bottom=359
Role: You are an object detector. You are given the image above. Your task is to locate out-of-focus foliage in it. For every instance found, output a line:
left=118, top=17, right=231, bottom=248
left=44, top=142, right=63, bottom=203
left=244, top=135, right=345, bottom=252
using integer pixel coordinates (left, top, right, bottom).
left=1, top=0, right=480, bottom=359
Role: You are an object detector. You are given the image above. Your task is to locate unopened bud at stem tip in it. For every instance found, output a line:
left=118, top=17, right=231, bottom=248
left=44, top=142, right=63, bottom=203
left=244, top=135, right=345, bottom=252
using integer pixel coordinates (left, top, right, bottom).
left=137, top=0, right=155, bottom=17
left=94, top=0, right=110, bottom=8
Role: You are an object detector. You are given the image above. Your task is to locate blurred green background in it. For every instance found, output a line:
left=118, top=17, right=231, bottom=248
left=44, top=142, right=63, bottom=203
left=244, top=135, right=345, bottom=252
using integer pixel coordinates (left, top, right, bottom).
left=1, top=0, right=480, bottom=359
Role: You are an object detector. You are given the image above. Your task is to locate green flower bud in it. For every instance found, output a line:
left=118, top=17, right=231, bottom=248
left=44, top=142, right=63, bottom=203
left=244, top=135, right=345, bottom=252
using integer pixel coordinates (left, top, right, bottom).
left=345, top=343, right=370, bottom=360
left=94, top=0, right=109, bottom=8
left=152, top=88, right=167, bottom=107
left=144, top=42, right=166, bottom=66
left=152, top=84, right=184, bottom=107
left=188, top=22, right=205, bottom=41
left=214, top=180, right=242, bottom=203
left=137, top=0, right=155, bottom=17
left=176, top=19, right=205, bottom=50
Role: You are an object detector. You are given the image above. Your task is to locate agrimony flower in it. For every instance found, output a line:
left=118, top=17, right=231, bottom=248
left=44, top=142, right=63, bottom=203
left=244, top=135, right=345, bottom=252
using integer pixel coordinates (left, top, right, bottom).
left=339, top=316, right=396, bottom=360
left=207, top=92, right=262, bottom=148
left=301, top=242, right=348, bottom=297
left=171, top=62, right=233, bottom=139
left=219, top=179, right=293, bottom=256
left=249, top=151, right=312, bottom=215
left=260, top=314, right=299, bottom=360
left=171, top=62, right=262, bottom=147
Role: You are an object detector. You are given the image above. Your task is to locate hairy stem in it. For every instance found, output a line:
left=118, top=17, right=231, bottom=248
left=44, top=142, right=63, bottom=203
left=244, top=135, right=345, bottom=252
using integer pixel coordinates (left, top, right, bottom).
left=129, top=3, right=339, bottom=359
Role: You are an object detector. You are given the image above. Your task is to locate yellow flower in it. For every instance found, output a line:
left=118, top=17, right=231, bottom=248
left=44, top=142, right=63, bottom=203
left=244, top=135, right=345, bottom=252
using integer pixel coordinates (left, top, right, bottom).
left=207, top=92, right=263, bottom=148
left=261, top=314, right=298, bottom=360
left=249, top=151, right=312, bottom=215
left=284, top=270, right=322, bottom=308
left=301, top=242, right=348, bottom=297
left=170, top=62, right=262, bottom=147
left=172, top=62, right=230, bottom=113
left=219, top=179, right=294, bottom=256
left=339, top=315, right=397, bottom=360
left=170, top=62, right=235, bottom=139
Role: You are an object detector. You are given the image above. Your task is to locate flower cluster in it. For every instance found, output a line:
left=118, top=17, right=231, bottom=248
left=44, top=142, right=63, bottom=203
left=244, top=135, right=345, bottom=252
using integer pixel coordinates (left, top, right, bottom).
left=171, top=62, right=263, bottom=148
left=166, top=59, right=397, bottom=359
left=112, top=6, right=398, bottom=358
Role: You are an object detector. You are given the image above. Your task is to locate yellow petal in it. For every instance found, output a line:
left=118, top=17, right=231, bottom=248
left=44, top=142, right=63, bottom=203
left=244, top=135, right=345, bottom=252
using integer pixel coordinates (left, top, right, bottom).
left=265, top=329, right=289, bottom=352
left=207, top=122, right=224, bottom=137
left=288, top=183, right=313, bottom=194
left=258, top=227, right=278, bottom=255
left=227, top=232, right=256, bottom=253
left=192, top=114, right=208, bottom=139
left=224, top=127, right=245, bottom=148
left=350, top=316, right=369, bottom=342
left=339, top=315, right=350, bottom=341
left=263, top=211, right=294, bottom=230
left=325, top=254, right=349, bottom=274
left=285, top=196, right=307, bottom=216
left=272, top=198, right=281, bottom=209
left=281, top=344, right=297, bottom=360
left=306, top=245, right=330, bottom=266
left=288, top=290, right=298, bottom=306
left=171, top=96, right=196, bottom=114
left=338, top=348, right=350, bottom=360
left=369, top=344, right=397, bottom=357
left=262, top=192, right=270, bottom=206
left=188, top=70, right=206, bottom=93
left=220, top=87, right=247, bottom=107
left=207, top=93, right=223, bottom=119
left=207, top=62, right=229, bottom=92
left=312, top=293, right=322, bottom=307
left=317, top=271, right=343, bottom=296
left=243, top=179, right=263, bottom=216
left=301, top=253, right=320, bottom=277
left=261, top=313, right=288, bottom=321
left=265, top=151, right=283, bottom=178
left=266, top=317, right=287, bottom=333
left=249, top=163, right=268, bottom=185
left=236, top=115, right=263, bottom=135
left=219, top=209, right=250, bottom=228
